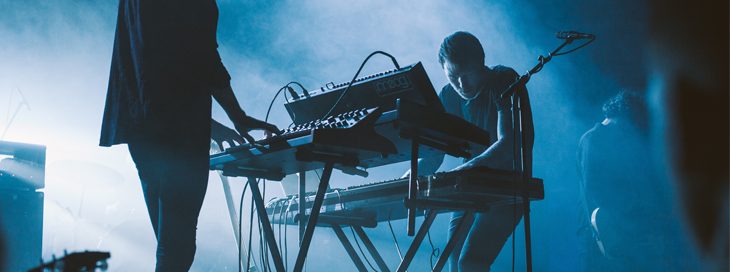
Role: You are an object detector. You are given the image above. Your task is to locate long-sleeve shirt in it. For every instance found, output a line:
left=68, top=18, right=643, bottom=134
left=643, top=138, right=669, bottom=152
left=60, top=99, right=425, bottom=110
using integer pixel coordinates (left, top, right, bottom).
left=100, top=0, right=231, bottom=146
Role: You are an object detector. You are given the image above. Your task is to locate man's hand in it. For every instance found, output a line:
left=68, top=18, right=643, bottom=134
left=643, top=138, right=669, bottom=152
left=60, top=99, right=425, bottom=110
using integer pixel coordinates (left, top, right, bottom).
left=231, top=114, right=281, bottom=145
left=211, top=119, right=245, bottom=150
left=212, top=85, right=280, bottom=145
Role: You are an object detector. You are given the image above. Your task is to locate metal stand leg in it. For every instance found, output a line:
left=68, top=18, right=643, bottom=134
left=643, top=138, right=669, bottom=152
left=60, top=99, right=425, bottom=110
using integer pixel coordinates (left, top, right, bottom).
left=247, top=177, right=286, bottom=272
left=353, top=226, right=391, bottom=272
left=299, top=171, right=306, bottom=243
left=219, top=173, right=256, bottom=271
left=514, top=95, right=533, bottom=272
left=432, top=211, right=475, bottom=272
left=213, top=143, right=257, bottom=271
left=396, top=210, right=438, bottom=272
left=523, top=198, right=532, bottom=272
left=407, top=138, right=419, bottom=236
left=331, top=225, right=368, bottom=272
left=293, top=162, right=335, bottom=272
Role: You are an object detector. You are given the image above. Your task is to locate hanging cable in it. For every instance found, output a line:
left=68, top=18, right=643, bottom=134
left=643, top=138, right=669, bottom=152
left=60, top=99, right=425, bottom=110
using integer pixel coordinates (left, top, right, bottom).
left=238, top=181, right=250, bottom=272
left=246, top=190, right=256, bottom=272
left=387, top=212, right=403, bottom=261
left=427, top=230, right=441, bottom=270
left=320, top=51, right=400, bottom=120
left=349, top=226, right=379, bottom=272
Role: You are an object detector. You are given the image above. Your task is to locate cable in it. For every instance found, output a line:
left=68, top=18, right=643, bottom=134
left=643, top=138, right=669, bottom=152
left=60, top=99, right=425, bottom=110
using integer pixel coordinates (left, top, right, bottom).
left=257, top=188, right=265, bottom=272
left=320, top=51, right=400, bottom=120
left=276, top=197, right=288, bottom=270
left=246, top=190, right=256, bottom=272
left=553, top=35, right=596, bottom=56
left=511, top=94, right=518, bottom=272
left=279, top=200, right=286, bottom=269
left=261, top=180, right=271, bottom=272
left=284, top=198, right=295, bottom=271
left=266, top=81, right=308, bottom=126
left=349, top=226, right=379, bottom=272
left=265, top=86, right=288, bottom=123
left=332, top=189, right=378, bottom=272
left=288, top=81, right=309, bottom=97
left=238, top=181, right=250, bottom=272
left=426, top=230, right=441, bottom=270
left=512, top=190, right=517, bottom=272
left=274, top=200, right=283, bottom=269
left=250, top=178, right=269, bottom=272
left=387, top=212, right=404, bottom=261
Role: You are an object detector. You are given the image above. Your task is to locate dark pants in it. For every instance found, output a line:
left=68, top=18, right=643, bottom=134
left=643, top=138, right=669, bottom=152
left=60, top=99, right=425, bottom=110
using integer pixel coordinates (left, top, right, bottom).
left=449, top=204, right=523, bottom=272
left=128, top=138, right=209, bottom=272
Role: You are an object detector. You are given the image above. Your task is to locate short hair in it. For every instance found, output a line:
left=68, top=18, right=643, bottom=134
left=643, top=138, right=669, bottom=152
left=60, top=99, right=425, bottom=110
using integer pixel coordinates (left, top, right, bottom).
left=602, top=90, right=647, bottom=127
left=438, top=31, right=485, bottom=67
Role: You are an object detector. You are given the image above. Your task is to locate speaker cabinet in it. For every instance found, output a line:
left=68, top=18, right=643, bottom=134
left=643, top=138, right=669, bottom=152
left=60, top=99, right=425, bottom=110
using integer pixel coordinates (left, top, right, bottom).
left=0, top=189, right=43, bottom=272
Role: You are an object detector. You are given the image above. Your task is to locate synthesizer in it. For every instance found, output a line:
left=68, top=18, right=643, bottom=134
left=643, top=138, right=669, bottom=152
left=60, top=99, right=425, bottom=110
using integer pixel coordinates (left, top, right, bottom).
left=284, top=62, right=443, bottom=125
left=265, top=167, right=544, bottom=227
left=210, top=99, right=495, bottom=181
left=209, top=107, right=397, bottom=180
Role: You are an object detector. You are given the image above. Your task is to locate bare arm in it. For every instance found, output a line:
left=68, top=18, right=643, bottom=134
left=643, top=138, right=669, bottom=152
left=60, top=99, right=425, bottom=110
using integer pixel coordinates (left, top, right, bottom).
left=453, top=107, right=516, bottom=171
left=401, top=151, right=446, bottom=178
left=454, top=88, right=534, bottom=172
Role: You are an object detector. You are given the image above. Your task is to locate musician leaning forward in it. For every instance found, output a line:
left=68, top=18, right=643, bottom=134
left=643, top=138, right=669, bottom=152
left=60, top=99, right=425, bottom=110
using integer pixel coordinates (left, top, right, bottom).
left=405, top=31, right=535, bottom=271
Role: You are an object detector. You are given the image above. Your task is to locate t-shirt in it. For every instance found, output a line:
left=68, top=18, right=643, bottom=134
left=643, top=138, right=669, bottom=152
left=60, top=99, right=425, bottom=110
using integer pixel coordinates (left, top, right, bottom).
left=577, top=121, right=672, bottom=262
left=578, top=122, right=661, bottom=220
left=100, top=0, right=231, bottom=146
left=438, top=65, right=534, bottom=172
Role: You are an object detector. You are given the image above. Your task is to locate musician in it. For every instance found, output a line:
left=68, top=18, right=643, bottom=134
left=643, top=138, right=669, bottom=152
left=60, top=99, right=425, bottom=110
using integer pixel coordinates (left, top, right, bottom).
left=409, top=31, right=534, bottom=271
left=99, top=1, right=278, bottom=271
left=577, top=90, right=675, bottom=270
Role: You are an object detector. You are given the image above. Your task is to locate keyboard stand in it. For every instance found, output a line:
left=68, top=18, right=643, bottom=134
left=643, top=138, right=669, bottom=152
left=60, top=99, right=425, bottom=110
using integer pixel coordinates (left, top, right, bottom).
left=394, top=99, right=499, bottom=272
left=211, top=142, right=258, bottom=271
left=289, top=197, right=500, bottom=272
left=314, top=214, right=389, bottom=272
left=224, top=152, right=350, bottom=272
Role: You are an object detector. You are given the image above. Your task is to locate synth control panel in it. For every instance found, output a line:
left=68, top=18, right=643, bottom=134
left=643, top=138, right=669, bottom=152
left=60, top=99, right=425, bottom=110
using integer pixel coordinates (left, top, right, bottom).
left=318, top=68, right=401, bottom=92
left=279, top=107, right=377, bottom=135
left=284, top=62, right=441, bottom=125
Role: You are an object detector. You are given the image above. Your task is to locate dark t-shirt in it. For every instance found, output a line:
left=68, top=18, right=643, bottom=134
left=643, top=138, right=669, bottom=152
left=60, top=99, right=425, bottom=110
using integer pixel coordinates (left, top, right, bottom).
left=578, top=122, right=661, bottom=221
left=100, top=0, right=231, bottom=146
left=438, top=65, right=534, bottom=171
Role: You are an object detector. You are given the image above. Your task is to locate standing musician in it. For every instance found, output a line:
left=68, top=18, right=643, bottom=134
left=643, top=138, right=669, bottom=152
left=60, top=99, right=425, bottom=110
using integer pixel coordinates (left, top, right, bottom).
left=99, top=1, right=278, bottom=271
left=577, top=90, right=674, bottom=270
left=406, top=31, right=534, bottom=271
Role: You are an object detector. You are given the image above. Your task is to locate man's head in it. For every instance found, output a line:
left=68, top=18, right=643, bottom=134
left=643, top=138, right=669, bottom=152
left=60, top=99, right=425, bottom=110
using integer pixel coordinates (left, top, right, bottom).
left=439, top=31, right=487, bottom=100
left=602, top=90, right=648, bottom=129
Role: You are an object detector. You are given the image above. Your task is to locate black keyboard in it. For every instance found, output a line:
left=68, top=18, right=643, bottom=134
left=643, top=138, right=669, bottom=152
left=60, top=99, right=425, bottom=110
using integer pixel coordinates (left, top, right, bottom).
left=265, top=167, right=544, bottom=226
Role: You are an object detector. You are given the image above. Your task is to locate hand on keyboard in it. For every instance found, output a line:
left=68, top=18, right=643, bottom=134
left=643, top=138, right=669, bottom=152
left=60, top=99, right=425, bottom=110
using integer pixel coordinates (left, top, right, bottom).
left=232, top=114, right=281, bottom=146
left=211, top=119, right=246, bottom=149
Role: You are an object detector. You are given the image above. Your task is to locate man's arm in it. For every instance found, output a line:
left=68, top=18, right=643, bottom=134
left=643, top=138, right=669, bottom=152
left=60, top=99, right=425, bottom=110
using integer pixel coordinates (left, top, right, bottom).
left=212, top=85, right=279, bottom=144
left=401, top=151, right=446, bottom=178
left=211, top=119, right=244, bottom=149
left=454, top=89, right=534, bottom=171
left=454, top=106, right=515, bottom=171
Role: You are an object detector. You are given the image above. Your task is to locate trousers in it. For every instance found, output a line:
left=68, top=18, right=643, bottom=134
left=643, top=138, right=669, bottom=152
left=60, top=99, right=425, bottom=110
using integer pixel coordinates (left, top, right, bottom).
left=128, top=137, right=209, bottom=272
left=449, top=204, right=523, bottom=272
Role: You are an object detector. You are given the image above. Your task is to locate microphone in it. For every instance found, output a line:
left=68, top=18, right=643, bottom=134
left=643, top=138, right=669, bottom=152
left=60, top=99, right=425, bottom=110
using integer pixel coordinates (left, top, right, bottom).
left=556, top=31, right=595, bottom=40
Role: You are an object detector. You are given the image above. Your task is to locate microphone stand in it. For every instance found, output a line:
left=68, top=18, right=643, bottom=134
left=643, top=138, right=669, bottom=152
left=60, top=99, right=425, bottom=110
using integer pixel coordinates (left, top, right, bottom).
left=500, top=36, right=590, bottom=272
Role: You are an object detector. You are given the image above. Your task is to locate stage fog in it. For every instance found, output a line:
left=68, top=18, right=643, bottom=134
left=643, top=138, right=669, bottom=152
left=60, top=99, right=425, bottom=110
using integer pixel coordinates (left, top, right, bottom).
left=0, top=0, right=725, bottom=271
